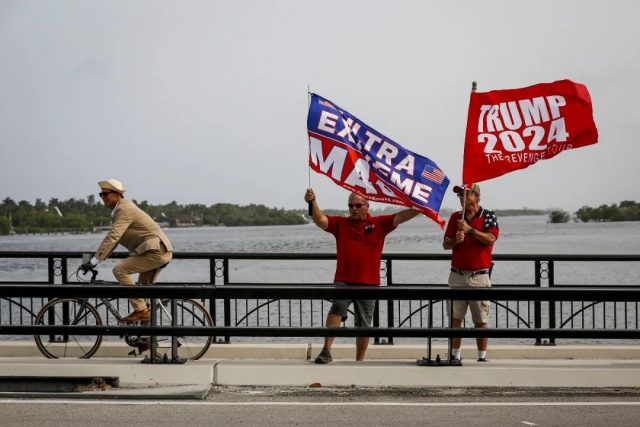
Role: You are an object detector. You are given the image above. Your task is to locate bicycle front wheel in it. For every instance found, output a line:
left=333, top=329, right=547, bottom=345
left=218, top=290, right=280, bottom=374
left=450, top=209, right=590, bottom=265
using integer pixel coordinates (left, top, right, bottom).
left=34, top=298, right=103, bottom=359
left=152, top=299, right=213, bottom=360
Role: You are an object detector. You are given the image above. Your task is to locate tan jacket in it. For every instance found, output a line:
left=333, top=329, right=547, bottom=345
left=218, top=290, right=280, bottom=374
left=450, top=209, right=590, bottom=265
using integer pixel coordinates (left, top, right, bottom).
left=95, top=199, right=173, bottom=261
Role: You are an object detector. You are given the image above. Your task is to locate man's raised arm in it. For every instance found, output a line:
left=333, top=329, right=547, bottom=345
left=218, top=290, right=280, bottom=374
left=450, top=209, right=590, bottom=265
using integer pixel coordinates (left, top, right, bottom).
left=304, top=188, right=329, bottom=230
left=393, top=208, right=420, bottom=226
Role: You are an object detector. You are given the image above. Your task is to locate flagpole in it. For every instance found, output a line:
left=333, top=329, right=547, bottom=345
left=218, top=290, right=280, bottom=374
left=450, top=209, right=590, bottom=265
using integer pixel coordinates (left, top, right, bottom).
left=446, top=80, right=479, bottom=366
left=307, top=85, right=313, bottom=216
left=462, top=81, right=478, bottom=215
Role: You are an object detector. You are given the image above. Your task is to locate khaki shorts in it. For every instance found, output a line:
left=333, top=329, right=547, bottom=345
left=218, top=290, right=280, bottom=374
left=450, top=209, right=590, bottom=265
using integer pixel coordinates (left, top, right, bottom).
left=447, top=270, right=491, bottom=324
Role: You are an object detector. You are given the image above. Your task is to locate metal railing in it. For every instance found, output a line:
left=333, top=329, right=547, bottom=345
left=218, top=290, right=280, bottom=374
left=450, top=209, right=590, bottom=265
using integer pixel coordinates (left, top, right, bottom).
left=1, top=283, right=639, bottom=364
left=1, top=251, right=639, bottom=347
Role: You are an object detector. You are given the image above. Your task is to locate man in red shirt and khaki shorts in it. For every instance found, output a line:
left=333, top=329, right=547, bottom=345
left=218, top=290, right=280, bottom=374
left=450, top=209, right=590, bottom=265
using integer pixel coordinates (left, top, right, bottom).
left=304, top=188, right=420, bottom=363
left=443, top=183, right=499, bottom=363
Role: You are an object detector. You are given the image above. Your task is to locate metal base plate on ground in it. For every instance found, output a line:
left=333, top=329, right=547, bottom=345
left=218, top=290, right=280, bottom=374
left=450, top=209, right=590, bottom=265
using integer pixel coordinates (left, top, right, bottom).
left=416, top=356, right=462, bottom=366
left=141, top=354, right=187, bottom=364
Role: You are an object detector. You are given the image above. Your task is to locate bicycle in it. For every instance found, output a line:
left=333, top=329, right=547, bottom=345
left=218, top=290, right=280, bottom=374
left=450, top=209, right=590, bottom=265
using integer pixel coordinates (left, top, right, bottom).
left=33, top=266, right=214, bottom=360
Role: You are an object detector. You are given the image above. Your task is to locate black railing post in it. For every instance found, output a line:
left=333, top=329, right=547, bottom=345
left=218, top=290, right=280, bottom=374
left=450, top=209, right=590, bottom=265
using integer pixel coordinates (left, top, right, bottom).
left=209, top=258, right=218, bottom=343
left=61, top=257, right=68, bottom=285
left=223, top=257, right=231, bottom=343
left=386, top=259, right=394, bottom=344
left=62, top=296, right=70, bottom=343
left=47, top=257, right=55, bottom=284
left=548, top=260, right=556, bottom=345
left=374, top=259, right=385, bottom=344
left=149, top=298, right=158, bottom=362
left=61, top=257, right=70, bottom=342
left=46, top=257, right=56, bottom=342
left=209, top=257, right=217, bottom=286
left=534, top=260, right=542, bottom=345
left=447, top=295, right=453, bottom=362
left=427, top=299, right=434, bottom=359
left=373, top=301, right=380, bottom=344
left=170, top=299, right=179, bottom=361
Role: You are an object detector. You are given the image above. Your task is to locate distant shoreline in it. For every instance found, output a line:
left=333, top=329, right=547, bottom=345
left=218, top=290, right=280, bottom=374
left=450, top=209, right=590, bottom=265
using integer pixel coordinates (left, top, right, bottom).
left=2, top=197, right=638, bottom=236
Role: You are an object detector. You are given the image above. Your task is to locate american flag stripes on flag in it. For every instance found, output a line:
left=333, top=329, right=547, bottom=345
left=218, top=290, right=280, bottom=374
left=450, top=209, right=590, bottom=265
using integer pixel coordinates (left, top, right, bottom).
left=421, top=165, right=445, bottom=184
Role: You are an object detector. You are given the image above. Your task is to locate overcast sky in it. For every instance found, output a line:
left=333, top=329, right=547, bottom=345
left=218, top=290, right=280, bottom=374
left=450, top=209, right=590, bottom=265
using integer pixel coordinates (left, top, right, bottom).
left=1, top=0, right=638, bottom=217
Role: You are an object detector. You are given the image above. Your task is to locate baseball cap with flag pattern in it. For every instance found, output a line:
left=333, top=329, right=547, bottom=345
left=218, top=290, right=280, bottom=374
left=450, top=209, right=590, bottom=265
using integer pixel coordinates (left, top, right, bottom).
left=453, top=183, right=480, bottom=196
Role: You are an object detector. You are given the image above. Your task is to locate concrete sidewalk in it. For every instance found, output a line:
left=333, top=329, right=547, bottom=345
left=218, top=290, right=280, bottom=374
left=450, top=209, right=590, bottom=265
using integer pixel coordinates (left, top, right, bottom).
left=1, top=343, right=639, bottom=396
left=3, top=341, right=640, bottom=360
left=2, top=357, right=640, bottom=390
left=215, top=358, right=640, bottom=387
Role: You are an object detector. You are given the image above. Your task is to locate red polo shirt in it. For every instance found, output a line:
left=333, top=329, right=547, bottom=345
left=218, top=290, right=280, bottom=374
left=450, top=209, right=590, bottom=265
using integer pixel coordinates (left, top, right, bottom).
left=325, top=214, right=397, bottom=285
left=444, top=207, right=499, bottom=270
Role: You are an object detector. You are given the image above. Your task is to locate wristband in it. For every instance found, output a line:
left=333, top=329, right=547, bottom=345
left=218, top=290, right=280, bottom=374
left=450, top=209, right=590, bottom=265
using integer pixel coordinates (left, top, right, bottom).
left=468, top=228, right=476, bottom=236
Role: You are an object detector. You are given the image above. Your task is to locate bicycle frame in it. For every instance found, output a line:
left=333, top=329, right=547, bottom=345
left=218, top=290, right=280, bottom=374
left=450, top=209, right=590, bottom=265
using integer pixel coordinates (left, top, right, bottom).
left=34, top=266, right=214, bottom=361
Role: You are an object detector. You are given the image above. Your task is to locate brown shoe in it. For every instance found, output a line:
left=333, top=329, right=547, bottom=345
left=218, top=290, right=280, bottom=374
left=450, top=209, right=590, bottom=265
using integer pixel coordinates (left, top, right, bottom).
left=121, top=309, right=151, bottom=323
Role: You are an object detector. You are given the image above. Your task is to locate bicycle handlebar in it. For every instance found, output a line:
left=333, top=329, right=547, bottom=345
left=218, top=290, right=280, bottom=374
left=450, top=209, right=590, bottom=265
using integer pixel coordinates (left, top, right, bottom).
left=79, top=265, right=99, bottom=283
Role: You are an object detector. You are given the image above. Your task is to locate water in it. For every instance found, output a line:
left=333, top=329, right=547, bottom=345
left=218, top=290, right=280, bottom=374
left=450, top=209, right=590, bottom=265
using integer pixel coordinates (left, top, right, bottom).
left=1, top=215, right=639, bottom=345
left=1, top=215, right=638, bottom=285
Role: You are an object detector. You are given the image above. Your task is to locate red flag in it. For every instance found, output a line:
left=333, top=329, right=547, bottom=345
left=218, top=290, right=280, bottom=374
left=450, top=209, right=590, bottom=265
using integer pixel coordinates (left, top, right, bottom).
left=462, top=80, right=598, bottom=183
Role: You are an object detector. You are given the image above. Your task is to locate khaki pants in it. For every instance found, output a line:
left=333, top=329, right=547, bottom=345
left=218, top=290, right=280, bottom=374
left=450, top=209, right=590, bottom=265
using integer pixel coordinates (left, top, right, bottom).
left=112, top=246, right=173, bottom=311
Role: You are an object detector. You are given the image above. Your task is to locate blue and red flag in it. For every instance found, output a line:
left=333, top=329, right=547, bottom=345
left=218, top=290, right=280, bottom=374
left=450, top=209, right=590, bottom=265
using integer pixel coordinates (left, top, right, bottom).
left=307, top=93, right=449, bottom=228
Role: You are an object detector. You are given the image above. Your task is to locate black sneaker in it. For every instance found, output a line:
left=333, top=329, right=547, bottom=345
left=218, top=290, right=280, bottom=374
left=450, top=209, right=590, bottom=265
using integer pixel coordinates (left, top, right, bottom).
left=450, top=357, right=462, bottom=366
left=314, top=348, right=332, bottom=364
left=477, top=357, right=488, bottom=362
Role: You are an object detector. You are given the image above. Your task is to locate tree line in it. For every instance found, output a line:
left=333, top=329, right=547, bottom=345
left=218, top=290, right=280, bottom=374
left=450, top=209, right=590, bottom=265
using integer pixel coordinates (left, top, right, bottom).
left=546, top=200, right=640, bottom=223
left=3, top=196, right=637, bottom=235
left=574, top=200, right=640, bottom=222
left=0, top=196, right=307, bottom=235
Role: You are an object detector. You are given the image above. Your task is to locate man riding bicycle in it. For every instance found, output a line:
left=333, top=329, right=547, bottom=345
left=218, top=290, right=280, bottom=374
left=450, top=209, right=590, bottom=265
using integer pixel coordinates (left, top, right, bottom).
left=81, top=179, right=173, bottom=323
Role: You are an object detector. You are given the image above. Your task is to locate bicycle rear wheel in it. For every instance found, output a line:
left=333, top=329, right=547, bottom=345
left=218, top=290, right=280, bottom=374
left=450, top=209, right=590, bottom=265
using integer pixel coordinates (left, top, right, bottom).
left=34, top=298, right=103, bottom=359
left=152, top=299, right=213, bottom=360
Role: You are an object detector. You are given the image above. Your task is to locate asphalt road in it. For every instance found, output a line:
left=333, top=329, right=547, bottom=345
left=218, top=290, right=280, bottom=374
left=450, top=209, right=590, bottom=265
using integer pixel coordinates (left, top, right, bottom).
left=2, top=387, right=640, bottom=426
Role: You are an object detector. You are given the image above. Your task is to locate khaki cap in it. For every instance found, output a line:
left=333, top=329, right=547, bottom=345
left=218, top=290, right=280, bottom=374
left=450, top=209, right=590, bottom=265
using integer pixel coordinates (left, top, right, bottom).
left=98, top=179, right=126, bottom=194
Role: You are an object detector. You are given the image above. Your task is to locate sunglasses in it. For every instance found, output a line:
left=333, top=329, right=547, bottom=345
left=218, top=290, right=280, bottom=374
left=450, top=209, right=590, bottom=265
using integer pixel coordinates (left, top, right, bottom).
left=457, top=191, right=476, bottom=198
left=99, top=191, right=113, bottom=198
left=348, top=203, right=365, bottom=208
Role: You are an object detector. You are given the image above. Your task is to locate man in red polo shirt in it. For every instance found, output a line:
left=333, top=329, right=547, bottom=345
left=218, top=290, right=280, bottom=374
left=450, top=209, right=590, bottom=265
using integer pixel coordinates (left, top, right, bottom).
left=443, top=183, right=499, bottom=363
left=304, top=188, right=420, bottom=363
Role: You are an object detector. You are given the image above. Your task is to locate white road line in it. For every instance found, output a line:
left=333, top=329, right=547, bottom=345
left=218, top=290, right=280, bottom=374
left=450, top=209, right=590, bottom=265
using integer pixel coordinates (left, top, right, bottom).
left=1, top=399, right=640, bottom=407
